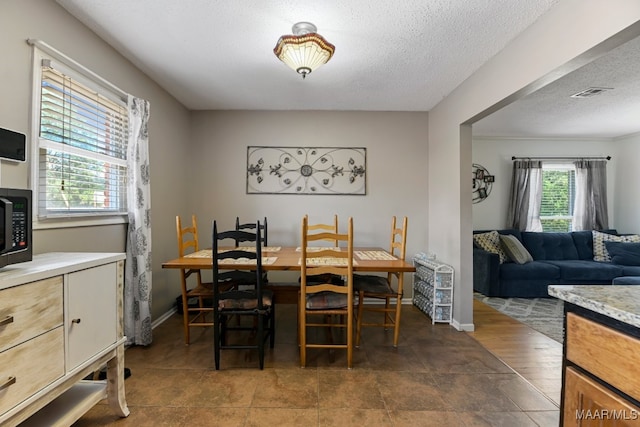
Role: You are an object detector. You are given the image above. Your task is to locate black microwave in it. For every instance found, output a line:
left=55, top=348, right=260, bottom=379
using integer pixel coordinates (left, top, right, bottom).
left=0, top=188, right=32, bottom=268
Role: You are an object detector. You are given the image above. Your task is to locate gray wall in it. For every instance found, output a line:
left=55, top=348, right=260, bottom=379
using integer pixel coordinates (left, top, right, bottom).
left=2, top=0, right=192, bottom=320
left=4, top=0, right=640, bottom=328
left=188, top=110, right=429, bottom=285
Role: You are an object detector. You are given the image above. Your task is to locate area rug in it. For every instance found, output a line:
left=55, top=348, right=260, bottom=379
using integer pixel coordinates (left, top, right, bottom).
left=474, top=293, right=565, bottom=343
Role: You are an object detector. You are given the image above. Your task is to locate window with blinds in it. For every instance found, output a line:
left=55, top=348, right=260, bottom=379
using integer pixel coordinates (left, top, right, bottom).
left=37, top=59, right=128, bottom=218
left=540, top=164, right=576, bottom=232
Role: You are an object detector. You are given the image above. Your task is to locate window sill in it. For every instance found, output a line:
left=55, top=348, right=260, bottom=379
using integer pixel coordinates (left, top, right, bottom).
left=34, top=215, right=128, bottom=230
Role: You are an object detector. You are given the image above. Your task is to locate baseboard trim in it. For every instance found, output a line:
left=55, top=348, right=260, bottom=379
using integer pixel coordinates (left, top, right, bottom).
left=451, top=318, right=475, bottom=332
left=153, top=297, right=415, bottom=330
left=152, top=307, right=177, bottom=330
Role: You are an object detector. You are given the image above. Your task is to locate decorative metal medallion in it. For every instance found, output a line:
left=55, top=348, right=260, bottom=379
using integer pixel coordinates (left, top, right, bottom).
left=247, top=147, right=366, bottom=195
left=472, top=163, right=494, bottom=204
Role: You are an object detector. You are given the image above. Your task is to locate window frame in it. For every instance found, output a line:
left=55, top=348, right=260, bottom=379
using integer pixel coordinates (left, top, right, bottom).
left=30, top=41, right=130, bottom=230
left=540, top=162, right=576, bottom=232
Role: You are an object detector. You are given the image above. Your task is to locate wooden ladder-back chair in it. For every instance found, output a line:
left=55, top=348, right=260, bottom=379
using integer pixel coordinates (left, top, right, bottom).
left=176, top=215, right=213, bottom=345
left=299, top=215, right=355, bottom=368
left=212, top=220, right=275, bottom=370
left=305, top=214, right=339, bottom=247
left=235, top=217, right=268, bottom=247
left=354, top=216, right=408, bottom=348
left=302, top=214, right=344, bottom=286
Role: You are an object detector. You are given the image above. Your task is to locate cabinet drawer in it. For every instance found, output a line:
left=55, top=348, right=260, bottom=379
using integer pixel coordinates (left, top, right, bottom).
left=564, top=367, right=640, bottom=426
left=0, top=277, right=63, bottom=353
left=566, top=312, right=640, bottom=400
left=0, top=327, right=64, bottom=414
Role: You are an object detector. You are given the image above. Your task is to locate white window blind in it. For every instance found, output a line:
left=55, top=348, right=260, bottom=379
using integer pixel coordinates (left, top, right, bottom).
left=38, top=59, right=128, bottom=218
left=540, top=164, right=576, bottom=232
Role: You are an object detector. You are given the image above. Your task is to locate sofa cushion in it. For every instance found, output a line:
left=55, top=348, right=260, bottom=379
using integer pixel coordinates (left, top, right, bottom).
left=498, top=229, right=523, bottom=241
left=593, top=231, right=640, bottom=262
left=500, top=261, right=560, bottom=281
left=499, top=234, right=533, bottom=264
left=521, top=232, right=579, bottom=261
left=473, top=231, right=509, bottom=264
left=612, top=276, right=640, bottom=285
left=604, top=242, right=640, bottom=266
left=542, top=260, right=624, bottom=281
left=571, top=230, right=617, bottom=260
left=474, top=229, right=522, bottom=241
left=621, top=266, right=640, bottom=276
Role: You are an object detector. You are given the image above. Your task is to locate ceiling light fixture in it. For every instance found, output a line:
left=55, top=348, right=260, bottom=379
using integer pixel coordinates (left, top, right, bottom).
left=273, top=22, right=335, bottom=79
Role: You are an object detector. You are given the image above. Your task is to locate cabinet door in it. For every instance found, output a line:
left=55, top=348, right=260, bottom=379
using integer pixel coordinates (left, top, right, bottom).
left=564, top=367, right=640, bottom=426
left=66, top=263, right=117, bottom=372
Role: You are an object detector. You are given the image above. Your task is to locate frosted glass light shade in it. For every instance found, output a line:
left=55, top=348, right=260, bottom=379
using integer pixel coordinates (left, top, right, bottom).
left=274, top=23, right=335, bottom=78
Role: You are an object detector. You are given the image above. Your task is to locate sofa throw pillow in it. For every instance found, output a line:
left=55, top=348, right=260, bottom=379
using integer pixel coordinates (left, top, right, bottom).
left=473, top=231, right=509, bottom=264
left=604, top=241, right=640, bottom=266
left=592, top=230, right=640, bottom=262
left=499, top=234, right=533, bottom=264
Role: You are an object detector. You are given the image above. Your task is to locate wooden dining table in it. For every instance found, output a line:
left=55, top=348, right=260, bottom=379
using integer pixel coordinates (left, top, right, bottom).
left=162, top=246, right=416, bottom=303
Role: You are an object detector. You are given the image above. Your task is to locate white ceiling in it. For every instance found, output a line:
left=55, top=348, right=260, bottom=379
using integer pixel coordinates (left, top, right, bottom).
left=56, top=0, right=640, bottom=139
left=473, top=35, right=640, bottom=139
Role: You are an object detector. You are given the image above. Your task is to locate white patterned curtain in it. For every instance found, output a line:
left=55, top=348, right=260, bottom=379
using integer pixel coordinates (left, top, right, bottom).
left=124, top=96, right=153, bottom=346
left=506, top=160, right=543, bottom=231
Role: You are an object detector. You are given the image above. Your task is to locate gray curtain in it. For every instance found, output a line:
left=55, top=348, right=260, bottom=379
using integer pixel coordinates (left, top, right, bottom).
left=573, top=159, right=609, bottom=230
left=506, top=160, right=543, bottom=231
left=124, top=96, right=153, bottom=346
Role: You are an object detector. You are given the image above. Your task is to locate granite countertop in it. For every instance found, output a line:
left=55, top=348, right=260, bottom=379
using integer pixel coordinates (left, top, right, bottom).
left=548, top=285, right=640, bottom=328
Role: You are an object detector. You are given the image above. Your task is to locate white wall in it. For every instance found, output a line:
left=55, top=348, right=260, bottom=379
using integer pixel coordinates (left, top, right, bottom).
left=189, top=110, right=429, bottom=286
left=428, top=0, right=640, bottom=330
left=613, top=133, right=640, bottom=233
left=472, top=137, right=616, bottom=230
left=2, top=0, right=193, bottom=319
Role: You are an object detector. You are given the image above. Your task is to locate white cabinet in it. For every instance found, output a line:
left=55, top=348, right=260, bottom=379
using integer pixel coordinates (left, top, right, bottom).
left=0, top=253, right=129, bottom=427
left=412, top=253, right=454, bottom=324
left=66, top=263, right=118, bottom=371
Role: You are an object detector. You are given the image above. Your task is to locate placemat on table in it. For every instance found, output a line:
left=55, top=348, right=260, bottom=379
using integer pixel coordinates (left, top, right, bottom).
left=355, top=250, right=397, bottom=260
left=298, top=257, right=358, bottom=266
left=218, top=257, right=277, bottom=265
left=295, top=247, right=341, bottom=252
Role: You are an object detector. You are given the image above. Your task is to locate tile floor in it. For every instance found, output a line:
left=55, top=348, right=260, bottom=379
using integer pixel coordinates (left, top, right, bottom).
left=73, top=304, right=559, bottom=426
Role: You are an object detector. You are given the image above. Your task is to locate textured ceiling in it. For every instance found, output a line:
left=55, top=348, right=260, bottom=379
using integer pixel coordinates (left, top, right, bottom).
left=474, top=35, right=640, bottom=139
left=55, top=0, right=639, bottom=138
left=56, top=0, right=559, bottom=111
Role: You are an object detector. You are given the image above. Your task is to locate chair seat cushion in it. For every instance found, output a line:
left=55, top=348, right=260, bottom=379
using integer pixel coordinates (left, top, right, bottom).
left=187, top=282, right=214, bottom=297
left=353, top=274, right=393, bottom=294
left=300, top=273, right=344, bottom=285
left=218, top=290, right=273, bottom=310
left=306, top=291, right=352, bottom=310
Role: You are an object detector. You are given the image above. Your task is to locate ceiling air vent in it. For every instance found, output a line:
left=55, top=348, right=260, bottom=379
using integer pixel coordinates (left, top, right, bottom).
left=570, top=87, right=613, bottom=98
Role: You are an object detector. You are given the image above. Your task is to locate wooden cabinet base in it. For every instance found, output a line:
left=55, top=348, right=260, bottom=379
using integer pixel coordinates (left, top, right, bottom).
left=564, top=367, right=640, bottom=426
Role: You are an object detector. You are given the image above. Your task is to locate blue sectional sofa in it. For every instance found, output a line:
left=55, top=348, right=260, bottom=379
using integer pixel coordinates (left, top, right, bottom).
left=473, top=229, right=640, bottom=297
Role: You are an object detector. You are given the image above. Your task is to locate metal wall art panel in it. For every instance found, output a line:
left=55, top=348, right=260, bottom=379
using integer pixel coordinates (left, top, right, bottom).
left=247, top=146, right=366, bottom=195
